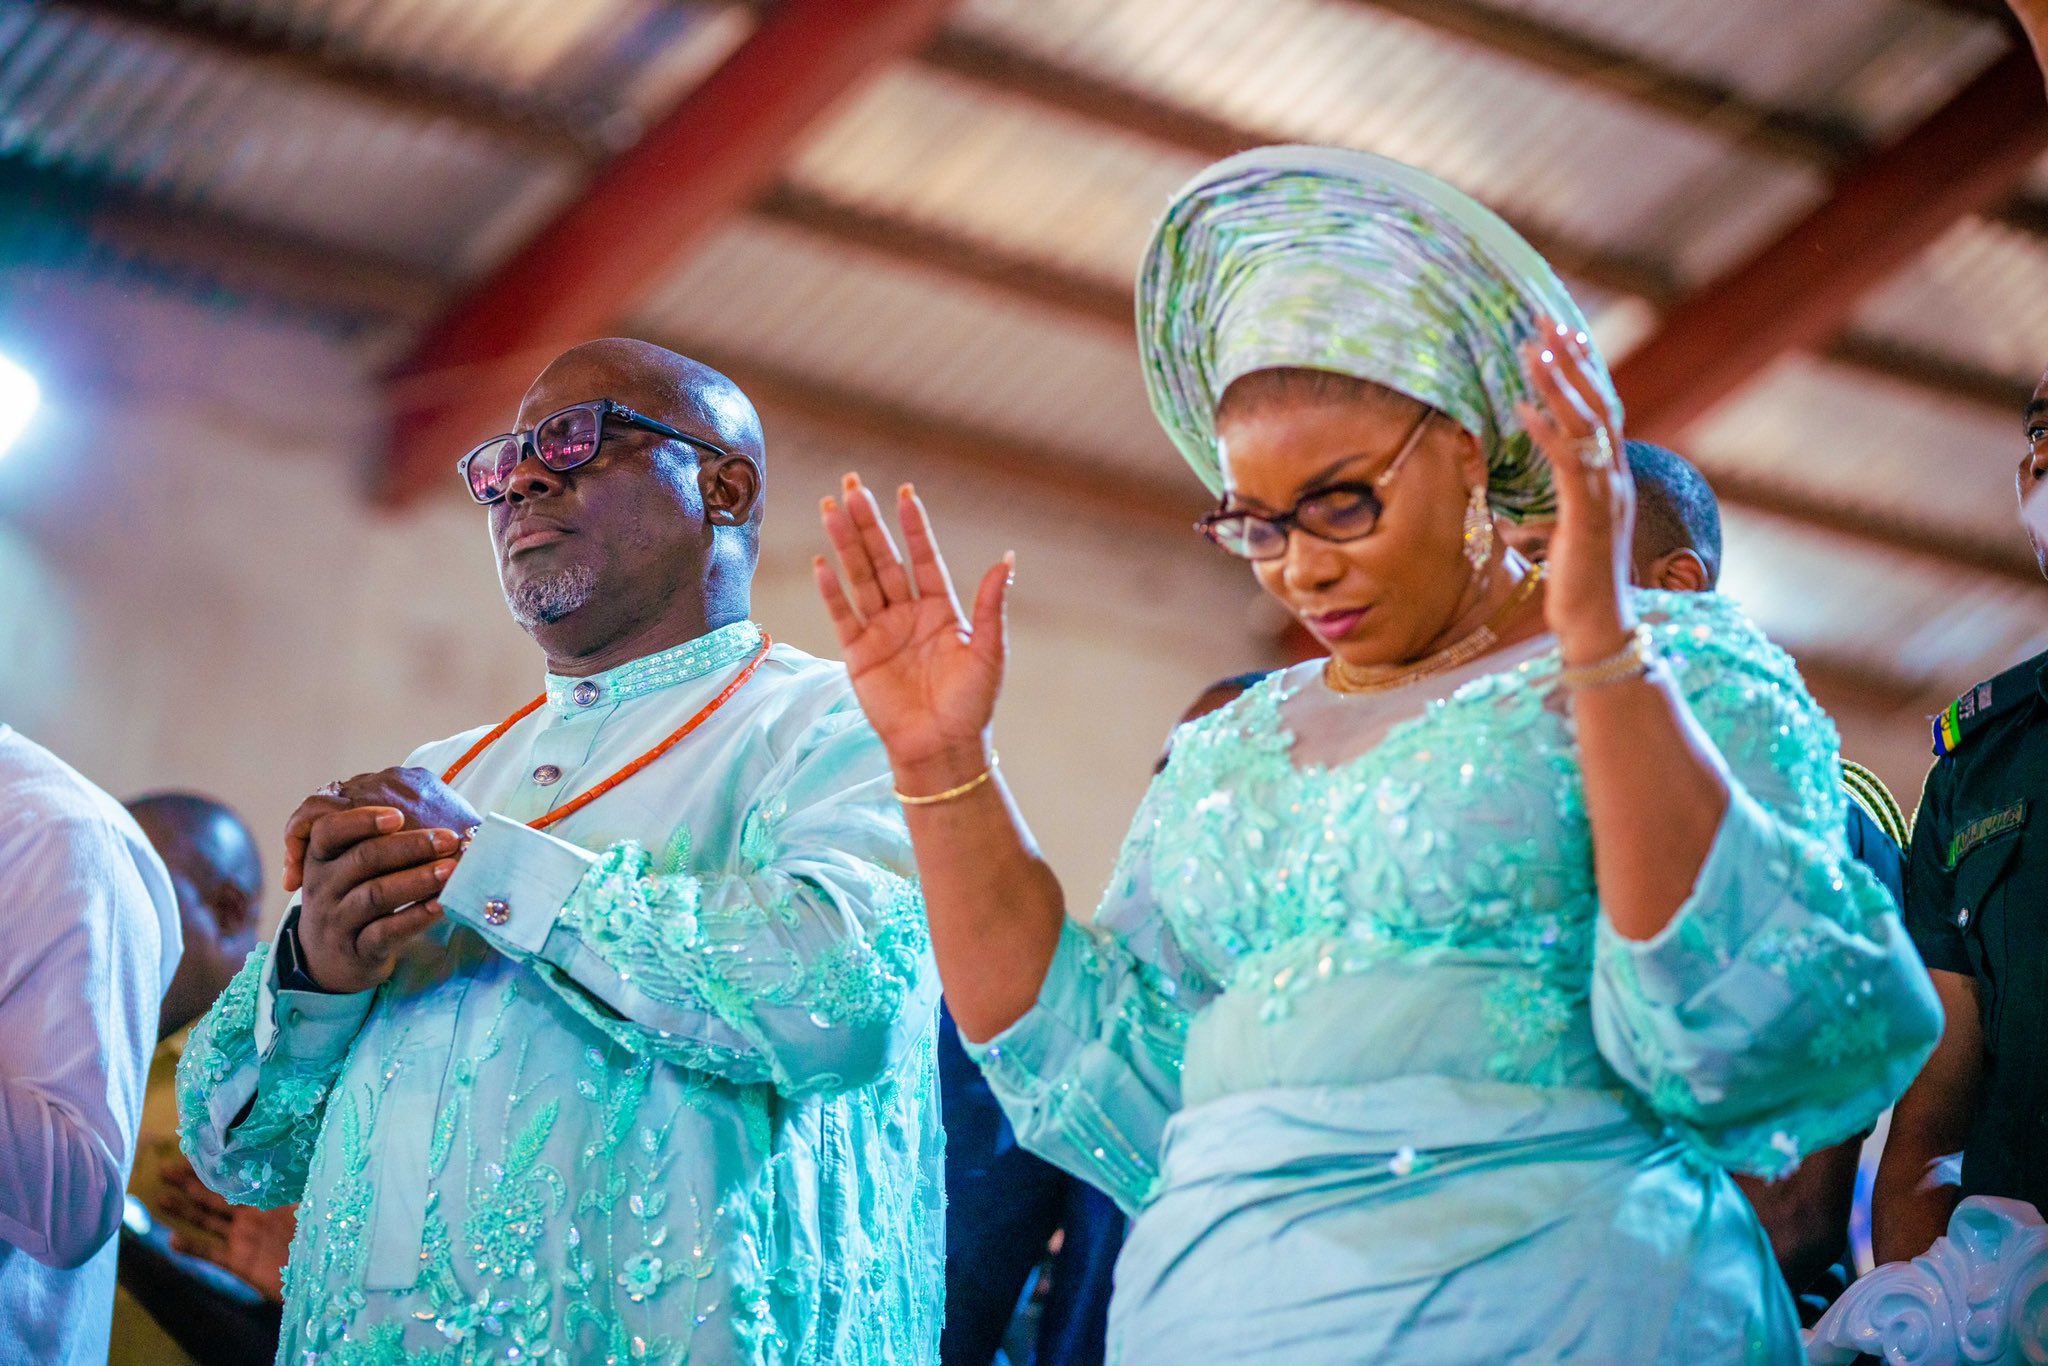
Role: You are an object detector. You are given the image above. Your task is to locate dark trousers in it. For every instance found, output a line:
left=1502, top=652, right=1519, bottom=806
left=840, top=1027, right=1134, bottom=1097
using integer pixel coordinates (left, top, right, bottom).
left=939, top=1006, right=1124, bottom=1366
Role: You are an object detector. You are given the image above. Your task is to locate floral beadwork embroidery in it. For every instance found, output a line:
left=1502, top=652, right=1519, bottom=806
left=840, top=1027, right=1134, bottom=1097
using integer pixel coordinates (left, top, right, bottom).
left=1004, top=587, right=1933, bottom=1195
left=175, top=684, right=945, bottom=1365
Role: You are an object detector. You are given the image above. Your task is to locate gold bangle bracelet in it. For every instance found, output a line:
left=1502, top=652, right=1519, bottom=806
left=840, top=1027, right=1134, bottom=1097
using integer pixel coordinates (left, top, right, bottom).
left=895, top=752, right=999, bottom=806
left=1557, top=626, right=1657, bottom=691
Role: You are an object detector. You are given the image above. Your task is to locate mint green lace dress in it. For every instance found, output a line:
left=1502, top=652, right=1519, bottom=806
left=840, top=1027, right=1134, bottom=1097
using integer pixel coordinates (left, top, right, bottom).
left=967, top=591, right=1940, bottom=1363
left=176, top=626, right=943, bottom=1365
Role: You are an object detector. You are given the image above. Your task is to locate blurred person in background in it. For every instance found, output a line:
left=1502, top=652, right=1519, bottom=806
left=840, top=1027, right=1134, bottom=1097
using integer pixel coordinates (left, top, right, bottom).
left=0, top=728, right=179, bottom=1365
left=1873, top=364, right=2048, bottom=1265
left=109, top=791, right=287, bottom=1366
left=129, top=794, right=264, bottom=1044
left=1152, top=672, right=1273, bottom=775
left=178, top=339, right=943, bottom=1363
left=813, top=146, right=1938, bottom=1362
left=939, top=995, right=1124, bottom=1366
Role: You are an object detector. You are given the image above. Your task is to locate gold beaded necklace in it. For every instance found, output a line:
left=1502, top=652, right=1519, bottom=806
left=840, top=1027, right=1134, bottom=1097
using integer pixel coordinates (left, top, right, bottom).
left=1322, top=565, right=1546, bottom=696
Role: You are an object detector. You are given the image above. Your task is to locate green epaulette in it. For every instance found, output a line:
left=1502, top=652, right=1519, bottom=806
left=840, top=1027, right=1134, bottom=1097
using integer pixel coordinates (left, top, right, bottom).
left=1841, top=760, right=1910, bottom=848
left=1932, top=656, right=2041, bottom=758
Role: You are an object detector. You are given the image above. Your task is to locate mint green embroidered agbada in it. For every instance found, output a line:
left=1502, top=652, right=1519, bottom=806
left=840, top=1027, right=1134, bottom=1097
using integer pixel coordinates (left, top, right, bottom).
left=966, top=148, right=1943, bottom=1362
left=177, top=624, right=943, bottom=1365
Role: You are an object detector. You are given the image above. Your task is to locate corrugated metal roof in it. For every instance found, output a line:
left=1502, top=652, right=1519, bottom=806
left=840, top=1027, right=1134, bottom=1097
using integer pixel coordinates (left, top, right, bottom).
left=1481, top=0, right=2004, bottom=134
left=1721, top=506, right=2047, bottom=695
left=1684, top=351, right=2024, bottom=552
left=1853, top=216, right=2048, bottom=388
left=789, top=61, right=1634, bottom=334
left=951, top=0, right=1826, bottom=285
left=167, top=0, right=748, bottom=131
left=0, top=0, right=2036, bottom=717
left=0, top=5, right=574, bottom=273
left=631, top=215, right=1185, bottom=487
left=786, top=63, right=1199, bottom=292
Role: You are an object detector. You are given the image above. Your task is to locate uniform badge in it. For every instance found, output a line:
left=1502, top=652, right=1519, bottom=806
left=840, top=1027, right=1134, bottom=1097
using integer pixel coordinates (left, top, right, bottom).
left=1934, top=681, right=1999, bottom=758
left=1945, top=800, right=2027, bottom=870
left=1934, top=699, right=1964, bottom=758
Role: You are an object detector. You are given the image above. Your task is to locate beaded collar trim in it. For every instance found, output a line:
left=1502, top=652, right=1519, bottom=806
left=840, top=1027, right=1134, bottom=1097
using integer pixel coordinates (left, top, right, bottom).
left=545, top=621, right=766, bottom=713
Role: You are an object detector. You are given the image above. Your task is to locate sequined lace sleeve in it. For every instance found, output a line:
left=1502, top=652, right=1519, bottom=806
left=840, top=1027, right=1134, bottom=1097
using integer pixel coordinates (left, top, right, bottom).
left=444, top=707, right=938, bottom=1098
left=1589, top=593, right=1942, bottom=1178
left=176, top=944, right=369, bottom=1208
left=965, top=783, right=1213, bottom=1214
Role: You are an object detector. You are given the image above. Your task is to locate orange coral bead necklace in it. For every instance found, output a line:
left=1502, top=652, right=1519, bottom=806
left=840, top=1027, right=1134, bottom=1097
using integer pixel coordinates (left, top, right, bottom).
left=442, top=631, right=774, bottom=831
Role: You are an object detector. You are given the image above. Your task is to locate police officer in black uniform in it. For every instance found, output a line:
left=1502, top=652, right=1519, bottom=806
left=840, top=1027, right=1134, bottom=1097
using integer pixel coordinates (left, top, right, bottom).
left=1872, top=370, right=2048, bottom=1263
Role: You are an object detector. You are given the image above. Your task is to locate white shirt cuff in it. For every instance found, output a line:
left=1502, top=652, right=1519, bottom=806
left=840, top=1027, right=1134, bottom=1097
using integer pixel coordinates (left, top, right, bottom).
left=440, top=813, right=594, bottom=957
left=255, top=902, right=374, bottom=1060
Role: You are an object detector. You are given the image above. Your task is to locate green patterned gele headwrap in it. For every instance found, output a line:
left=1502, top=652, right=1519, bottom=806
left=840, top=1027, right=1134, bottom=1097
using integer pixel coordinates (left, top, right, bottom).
left=1137, top=144, right=1618, bottom=520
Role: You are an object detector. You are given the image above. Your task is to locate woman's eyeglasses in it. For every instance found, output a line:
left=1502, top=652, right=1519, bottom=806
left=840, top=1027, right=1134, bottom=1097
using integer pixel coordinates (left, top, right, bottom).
left=457, top=398, right=731, bottom=505
left=1197, top=409, right=1434, bottom=561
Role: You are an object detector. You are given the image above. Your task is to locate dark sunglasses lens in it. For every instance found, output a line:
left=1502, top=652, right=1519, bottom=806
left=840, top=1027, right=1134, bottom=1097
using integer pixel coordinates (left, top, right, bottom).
left=466, top=438, right=521, bottom=502
left=536, top=406, right=600, bottom=470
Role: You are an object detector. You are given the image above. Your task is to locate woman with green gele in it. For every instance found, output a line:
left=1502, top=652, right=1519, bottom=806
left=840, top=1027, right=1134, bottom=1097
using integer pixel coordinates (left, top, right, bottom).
left=815, top=146, right=1940, bottom=1362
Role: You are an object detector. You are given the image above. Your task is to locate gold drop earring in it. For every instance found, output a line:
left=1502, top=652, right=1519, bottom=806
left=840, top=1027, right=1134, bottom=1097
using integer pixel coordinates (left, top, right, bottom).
left=1462, top=486, right=1493, bottom=572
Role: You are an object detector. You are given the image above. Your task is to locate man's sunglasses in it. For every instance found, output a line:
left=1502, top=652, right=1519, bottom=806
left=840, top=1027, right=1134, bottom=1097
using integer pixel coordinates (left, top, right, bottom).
left=457, top=398, right=731, bottom=505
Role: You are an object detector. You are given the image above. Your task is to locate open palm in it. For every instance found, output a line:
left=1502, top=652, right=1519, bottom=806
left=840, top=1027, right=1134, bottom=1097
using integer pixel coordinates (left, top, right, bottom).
left=815, top=475, right=1011, bottom=776
left=1512, top=320, right=1635, bottom=656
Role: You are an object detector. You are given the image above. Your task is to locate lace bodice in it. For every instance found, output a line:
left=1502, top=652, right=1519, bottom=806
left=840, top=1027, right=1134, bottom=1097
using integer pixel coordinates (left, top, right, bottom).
left=971, top=589, right=1938, bottom=1210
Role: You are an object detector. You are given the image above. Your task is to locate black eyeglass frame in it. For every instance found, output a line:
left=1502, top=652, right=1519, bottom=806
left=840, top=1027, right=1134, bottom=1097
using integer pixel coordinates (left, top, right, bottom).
left=456, top=398, right=734, bottom=505
left=1195, top=408, right=1436, bottom=562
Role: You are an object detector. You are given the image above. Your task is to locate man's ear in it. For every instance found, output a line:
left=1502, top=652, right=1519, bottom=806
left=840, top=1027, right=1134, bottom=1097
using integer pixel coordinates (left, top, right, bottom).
left=1646, top=548, right=1711, bottom=593
left=701, top=455, right=760, bottom=527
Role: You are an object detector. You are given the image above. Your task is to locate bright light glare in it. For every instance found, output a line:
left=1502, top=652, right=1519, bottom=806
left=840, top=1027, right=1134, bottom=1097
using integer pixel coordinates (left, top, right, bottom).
left=0, top=354, right=40, bottom=460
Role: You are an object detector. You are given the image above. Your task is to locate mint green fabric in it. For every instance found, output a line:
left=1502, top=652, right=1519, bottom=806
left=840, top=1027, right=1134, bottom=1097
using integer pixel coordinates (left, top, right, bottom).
left=178, top=627, right=943, bottom=1364
left=968, top=591, right=1940, bottom=1363
left=1137, top=144, right=1614, bottom=519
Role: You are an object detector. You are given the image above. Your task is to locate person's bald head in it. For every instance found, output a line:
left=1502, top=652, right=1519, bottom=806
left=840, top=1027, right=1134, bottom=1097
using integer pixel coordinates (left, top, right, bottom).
left=516, top=339, right=765, bottom=472
left=127, top=792, right=262, bottom=1040
left=492, top=339, right=766, bottom=673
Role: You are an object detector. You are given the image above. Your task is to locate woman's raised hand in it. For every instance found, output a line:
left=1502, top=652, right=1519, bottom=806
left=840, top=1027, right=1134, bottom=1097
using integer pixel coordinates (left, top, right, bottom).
left=1515, top=319, right=1637, bottom=664
left=816, top=475, right=1012, bottom=791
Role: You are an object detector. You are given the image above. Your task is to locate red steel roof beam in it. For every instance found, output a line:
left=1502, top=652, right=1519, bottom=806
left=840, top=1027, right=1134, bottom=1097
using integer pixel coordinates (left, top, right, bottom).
left=1613, top=42, right=2048, bottom=443
left=380, top=0, right=960, bottom=504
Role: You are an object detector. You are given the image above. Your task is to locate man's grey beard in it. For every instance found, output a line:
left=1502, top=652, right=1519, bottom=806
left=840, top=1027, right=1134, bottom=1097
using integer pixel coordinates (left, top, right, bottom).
left=506, top=564, right=599, bottom=628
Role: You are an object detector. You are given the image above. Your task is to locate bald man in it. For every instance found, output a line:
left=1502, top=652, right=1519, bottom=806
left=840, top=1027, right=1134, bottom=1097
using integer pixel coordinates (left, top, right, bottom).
left=127, top=793, right=262, bottom=1041
left=179, top=341, right=943, bottom=1363
left=109, top=793, right=272, bottom=1366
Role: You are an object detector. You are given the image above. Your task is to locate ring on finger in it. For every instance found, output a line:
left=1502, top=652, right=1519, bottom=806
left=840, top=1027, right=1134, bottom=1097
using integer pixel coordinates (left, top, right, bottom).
left=1575, top=429, right=1615, bottom=472
left=316, top=780, right=345, bottom=799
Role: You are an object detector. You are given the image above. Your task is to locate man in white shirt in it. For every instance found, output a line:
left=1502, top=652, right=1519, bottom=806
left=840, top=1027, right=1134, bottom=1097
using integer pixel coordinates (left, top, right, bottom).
left=0, top=727, right=180, bottom=1365
left=179, top=339, right=943, bottom=1363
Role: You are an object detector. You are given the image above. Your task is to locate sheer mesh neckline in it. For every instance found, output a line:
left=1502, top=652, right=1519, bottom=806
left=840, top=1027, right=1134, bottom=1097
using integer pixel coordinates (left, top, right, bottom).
left=1273, top=631, right=1561, bottom=772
